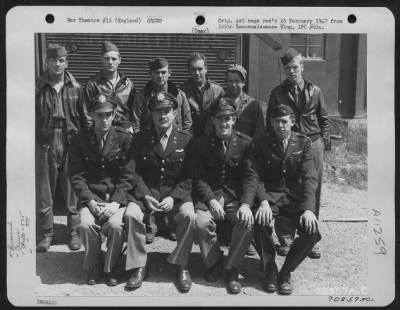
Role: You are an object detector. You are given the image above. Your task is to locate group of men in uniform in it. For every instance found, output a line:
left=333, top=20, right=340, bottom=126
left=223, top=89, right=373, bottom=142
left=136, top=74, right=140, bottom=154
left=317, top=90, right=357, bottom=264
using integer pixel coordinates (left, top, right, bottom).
left=36, top=41, right=330, bottom=295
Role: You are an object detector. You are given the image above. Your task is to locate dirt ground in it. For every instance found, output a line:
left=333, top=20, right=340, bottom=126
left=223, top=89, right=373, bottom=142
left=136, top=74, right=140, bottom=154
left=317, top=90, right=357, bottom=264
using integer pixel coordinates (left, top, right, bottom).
left=35, top=181, right=368, bottom=298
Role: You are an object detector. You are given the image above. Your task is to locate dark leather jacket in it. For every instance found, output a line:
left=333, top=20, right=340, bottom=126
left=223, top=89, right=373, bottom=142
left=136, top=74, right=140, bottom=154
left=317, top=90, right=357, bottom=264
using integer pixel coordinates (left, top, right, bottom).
left=36, top=70, right=90, bottom=145
left=267, top=79, right=330, bottom=147
left=132, top=81, right=192, bottom=134
left=85, top=70, right=136, bottom=127
left=181, top=78, right=224, bottom=137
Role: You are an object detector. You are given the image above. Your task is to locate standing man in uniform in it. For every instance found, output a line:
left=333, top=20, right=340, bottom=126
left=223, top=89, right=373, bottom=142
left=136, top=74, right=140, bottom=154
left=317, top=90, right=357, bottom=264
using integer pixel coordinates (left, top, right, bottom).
left=253, top=104, right=320, bottom=295
left=223, top=64, right=266, bottom=140
left=132, top=57, right=192, bottom=243
left=68, top=94, right=146, bottom=287
left=181, top=52, right=224, bottom=137
left=266, top=48, right=330, bottom=258
left=85, top=41, right=136, bottom=133
left=36, top=43, right=89, bottom=252
left=189, top=98, right=258, bottom=294
left=128, top=92, right=196, bottom=292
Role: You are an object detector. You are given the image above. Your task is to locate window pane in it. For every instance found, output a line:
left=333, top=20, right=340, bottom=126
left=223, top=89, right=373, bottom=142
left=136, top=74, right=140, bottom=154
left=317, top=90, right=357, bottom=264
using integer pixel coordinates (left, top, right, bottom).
left=308, top=46, right=323, bottom=58
left=289, top=34, right=325, bottom=59
left=291, top=34, right=307, bottom=46
left=308, top=34, right=323, bottom=46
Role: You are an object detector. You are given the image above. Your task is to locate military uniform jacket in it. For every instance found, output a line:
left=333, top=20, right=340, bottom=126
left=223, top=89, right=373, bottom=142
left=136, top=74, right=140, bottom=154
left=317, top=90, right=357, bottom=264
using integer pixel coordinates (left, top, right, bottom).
left=85, top=70, right=136, bottom=127
left=254, top=131, right=316, bottom=213
left=36, top=70, right=91, bottom=145
left=132, top=81, right=193, bottom=133
left=267, top=79, right=330, bottom=144
left=181, top=78, right=224, bottom=137
left=68, top=126, right=140, bottom=208
left=130, top=126, right=193, bottom=209
left=231, top=92, right=266, bottom=140
left=188, top=130, right=258, bottom=210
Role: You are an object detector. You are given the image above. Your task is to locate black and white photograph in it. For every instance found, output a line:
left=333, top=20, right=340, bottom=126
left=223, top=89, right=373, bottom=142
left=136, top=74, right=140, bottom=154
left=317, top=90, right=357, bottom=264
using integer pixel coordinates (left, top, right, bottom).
left=6, top=6, right=395, bottom=307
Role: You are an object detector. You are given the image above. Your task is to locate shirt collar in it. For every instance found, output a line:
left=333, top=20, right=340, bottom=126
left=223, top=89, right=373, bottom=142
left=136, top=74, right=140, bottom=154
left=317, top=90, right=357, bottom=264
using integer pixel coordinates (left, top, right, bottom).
left=156, top=126, right=173, bottom=139
left=96, top=130, right=110, bottom=142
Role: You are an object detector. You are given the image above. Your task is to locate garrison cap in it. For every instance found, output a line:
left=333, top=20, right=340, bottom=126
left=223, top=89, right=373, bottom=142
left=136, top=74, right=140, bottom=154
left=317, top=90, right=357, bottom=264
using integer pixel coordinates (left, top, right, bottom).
left=47, top=44, right=68, bottom=59
left=210, top=97, right=237, bottom=117
left=148, top=92, right=178, bottom=112
left=89, top=94, right=116, bottom=113
left=227, top=64, right=247, bottom=82
left=270, top=104, right=295, bottom=118
left=149, top=57, right=169, bottom=71
left=102, top=41, right=119, bottom=54
left=280, top=48, right=301, bottom=65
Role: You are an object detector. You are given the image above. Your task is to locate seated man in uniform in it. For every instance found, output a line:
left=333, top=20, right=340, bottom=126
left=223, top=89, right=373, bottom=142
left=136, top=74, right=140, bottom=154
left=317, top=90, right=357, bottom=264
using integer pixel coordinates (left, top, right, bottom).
left=253, top=104, right=321, bottom=295
left=189, top=97, right=258, bottom=294
left=127, top=92, right=196, bottom=293
left=132, top=57, right=193, bottom=244
left=68, top=94, right=146, bottom=287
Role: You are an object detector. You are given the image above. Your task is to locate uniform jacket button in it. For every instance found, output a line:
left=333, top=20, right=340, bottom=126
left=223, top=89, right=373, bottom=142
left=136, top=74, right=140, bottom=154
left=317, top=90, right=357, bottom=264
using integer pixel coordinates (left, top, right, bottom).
left=161, top=167, right=165, bottom=172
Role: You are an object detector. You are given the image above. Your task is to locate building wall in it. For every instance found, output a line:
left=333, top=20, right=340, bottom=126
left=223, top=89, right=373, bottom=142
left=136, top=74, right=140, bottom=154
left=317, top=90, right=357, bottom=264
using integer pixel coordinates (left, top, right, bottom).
left=246, top=33, right=367, bottom=118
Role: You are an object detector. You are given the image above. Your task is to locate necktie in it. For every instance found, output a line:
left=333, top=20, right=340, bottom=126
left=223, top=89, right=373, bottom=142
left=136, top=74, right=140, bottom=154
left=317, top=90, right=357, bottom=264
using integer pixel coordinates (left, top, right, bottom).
left=280, top=139, right=286, bottom=152
left=160, top=133, right=168, bottom=151
left=221, top=140, right=228, bottom=154
left=293, top=86, right=300, bottom=106
left=99, top=135, right=106, bottom=151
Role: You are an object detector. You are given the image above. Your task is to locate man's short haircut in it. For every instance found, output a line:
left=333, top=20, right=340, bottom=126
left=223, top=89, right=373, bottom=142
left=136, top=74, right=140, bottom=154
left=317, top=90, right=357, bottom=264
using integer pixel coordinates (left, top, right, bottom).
left=187, top=52, right=208, bottom=68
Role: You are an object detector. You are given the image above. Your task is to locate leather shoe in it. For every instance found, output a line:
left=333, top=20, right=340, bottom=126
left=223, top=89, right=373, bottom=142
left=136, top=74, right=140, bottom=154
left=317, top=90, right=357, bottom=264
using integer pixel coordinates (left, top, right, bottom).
left=246, top=243, right=257, bottom=256
left=68, top=234, right=81, bottom=251
left=262, top=268, right=278, bottom=293
left=205, top=254, right=224, bottom=282
left=225, top=268, right=241, bottom=294
left=126, top=265, right=149, bottom=289
left=308, top=246, right=321, bottom=259
left=176, top=266, right=192, bottom=293
left=278, top=272, right=293, bottom=295
left=146, top=233, right=155, bottom=244
left=105, top=270, right=118, bottom=286
left=277, top=245, right=290, bottom=256
left=37, top=236, right=54, bottom=252
left=87, top=264, right=103, bottom=285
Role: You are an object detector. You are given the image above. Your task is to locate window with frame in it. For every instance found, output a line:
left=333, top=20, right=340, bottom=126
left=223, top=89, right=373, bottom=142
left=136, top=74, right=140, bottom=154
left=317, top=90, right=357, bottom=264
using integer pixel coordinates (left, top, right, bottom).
left=290, top=34, right=326, bottom=59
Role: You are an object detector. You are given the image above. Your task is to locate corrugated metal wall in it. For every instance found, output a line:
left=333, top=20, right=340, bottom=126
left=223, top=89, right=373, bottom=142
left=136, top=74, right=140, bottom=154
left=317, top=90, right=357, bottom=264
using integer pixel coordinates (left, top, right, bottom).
left=42, top=33, right=240, bottom=90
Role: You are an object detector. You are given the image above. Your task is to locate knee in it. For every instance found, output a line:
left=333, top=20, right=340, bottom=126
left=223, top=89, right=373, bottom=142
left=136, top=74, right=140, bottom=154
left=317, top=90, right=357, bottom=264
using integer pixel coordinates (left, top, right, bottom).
left=79, top=209, right=95, bottom=230
left=124, top=202, right=144, bottom=222
left=177, top=205, right=196, bottom=223
left=107, top=217, right=124, bottom=232
left=195, top=212, right=212, bottom=231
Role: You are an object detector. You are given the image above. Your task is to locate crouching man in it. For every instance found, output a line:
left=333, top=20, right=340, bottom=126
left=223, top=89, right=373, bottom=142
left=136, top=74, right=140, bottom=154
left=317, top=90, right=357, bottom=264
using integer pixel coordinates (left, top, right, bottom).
left=128, top=92, right=196, bottom=292
left=189, top=97, right=258, bottom=294
left=253, top=104, right=321, bottom=295
left=68, top=94, right=145, bottom=287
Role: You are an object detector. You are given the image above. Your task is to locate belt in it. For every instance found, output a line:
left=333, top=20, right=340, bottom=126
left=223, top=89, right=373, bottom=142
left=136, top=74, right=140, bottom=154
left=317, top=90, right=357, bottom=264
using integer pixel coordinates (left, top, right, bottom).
left=53, top=118, right=66, bottom=129
left=308, top=133, right=321, bottom=142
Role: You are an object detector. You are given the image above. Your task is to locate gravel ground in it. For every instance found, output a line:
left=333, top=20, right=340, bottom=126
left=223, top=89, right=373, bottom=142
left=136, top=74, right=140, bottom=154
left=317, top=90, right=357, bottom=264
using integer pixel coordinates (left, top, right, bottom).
left=36, top=181, right=368, bottom=298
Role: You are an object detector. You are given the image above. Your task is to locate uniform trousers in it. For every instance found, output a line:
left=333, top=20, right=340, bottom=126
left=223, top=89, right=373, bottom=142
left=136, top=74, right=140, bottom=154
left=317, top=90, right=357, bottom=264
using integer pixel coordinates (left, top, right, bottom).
left=311, top=137, right=324, bottom=219
left=195, top=197, right=253, bottom=270
left=79, top=204, right=146, bottom=273
left=127, top=201, right=196, bottom=268
left=275, top=137, right=324, bottom=248
left=254, top=196, right=321, bottom=275
left=36, top=130, right=79, bottom=239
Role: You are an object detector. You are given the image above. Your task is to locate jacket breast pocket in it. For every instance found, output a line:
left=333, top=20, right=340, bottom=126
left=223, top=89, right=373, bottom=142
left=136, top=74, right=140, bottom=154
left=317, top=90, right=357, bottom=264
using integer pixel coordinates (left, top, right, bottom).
left=105, top=148, right=122, bottom=161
